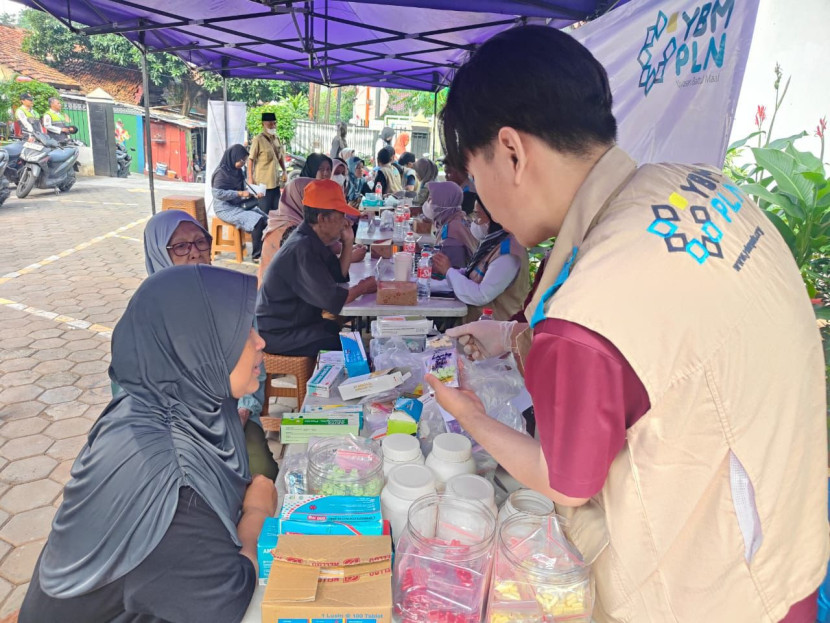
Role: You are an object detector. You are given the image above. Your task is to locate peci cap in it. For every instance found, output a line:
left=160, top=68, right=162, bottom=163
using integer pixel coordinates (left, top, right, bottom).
left=261, top=112, right=276, bottom=122
left=303, top=179, right=360, bottom=216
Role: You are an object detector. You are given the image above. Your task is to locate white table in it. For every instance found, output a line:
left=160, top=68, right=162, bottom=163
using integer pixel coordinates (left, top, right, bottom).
left=355, top=220, right=435, bottom=246
left=342, top=259, right=467, bottom=319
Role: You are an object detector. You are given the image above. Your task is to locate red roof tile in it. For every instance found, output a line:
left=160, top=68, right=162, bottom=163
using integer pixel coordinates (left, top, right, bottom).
left=0, top=25, right=80, bottom=90
left=61, top=58, right=143, bottom=105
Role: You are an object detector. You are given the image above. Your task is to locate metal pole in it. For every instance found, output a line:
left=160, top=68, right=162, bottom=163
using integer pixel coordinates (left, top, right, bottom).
left=336, top=87, right=342, bottom=121
left=222, top=76, right=229, bottom=150
left=432, top=91, right=438, bottom=161
left=140, top=39, right=156, bottom=214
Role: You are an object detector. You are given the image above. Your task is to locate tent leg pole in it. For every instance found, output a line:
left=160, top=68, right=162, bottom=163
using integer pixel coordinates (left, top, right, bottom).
left=222, top=76, right=229, bottom=149
left=140, top=43, right=155, bottom=215
left=336, top=87, right=342, bottom=121
left=432, top=91, right=438, bottom=161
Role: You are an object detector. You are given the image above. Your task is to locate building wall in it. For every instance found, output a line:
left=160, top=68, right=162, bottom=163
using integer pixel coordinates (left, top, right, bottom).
left=729, top=0, right=830, bottom=156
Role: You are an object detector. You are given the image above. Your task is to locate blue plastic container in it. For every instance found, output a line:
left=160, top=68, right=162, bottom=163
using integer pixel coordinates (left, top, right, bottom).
left=817, top=477, right=830, bottom=622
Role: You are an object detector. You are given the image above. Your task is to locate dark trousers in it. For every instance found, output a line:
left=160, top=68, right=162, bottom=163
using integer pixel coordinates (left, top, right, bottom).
left=262, top=320, right=342, bottom=357
left=258, top=187, right=280, bottom=215
left=251, top=216, right=267, bottom=260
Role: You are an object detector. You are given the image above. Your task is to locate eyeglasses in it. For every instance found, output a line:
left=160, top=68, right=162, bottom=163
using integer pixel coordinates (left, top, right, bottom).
left=167, top=237, right=211, bottom=256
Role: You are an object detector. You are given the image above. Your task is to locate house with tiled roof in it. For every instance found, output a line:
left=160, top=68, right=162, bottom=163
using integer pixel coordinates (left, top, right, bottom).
left=61, top=58, right=143, bottom=106
left=0, top=24, right=80, bottom=90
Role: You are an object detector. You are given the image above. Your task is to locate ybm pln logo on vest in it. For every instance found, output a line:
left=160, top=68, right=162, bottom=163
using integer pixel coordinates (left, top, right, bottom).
left=637, top=0, right=736, bottom=96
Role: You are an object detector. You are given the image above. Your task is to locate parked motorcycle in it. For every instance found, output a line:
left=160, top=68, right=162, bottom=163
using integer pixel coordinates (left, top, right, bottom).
left=116, top=142, right=133, bottom=178
left=3, top=139, right=24, bottom=186
left=0, top=151, right=10, bottom=207
left=15, top=123, right=80, bottom=199
left=285, top=152, right=306, bottom=183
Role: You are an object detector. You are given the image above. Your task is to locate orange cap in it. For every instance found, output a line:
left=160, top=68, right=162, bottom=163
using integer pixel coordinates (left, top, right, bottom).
left=302, top=179, right=360, bottom=217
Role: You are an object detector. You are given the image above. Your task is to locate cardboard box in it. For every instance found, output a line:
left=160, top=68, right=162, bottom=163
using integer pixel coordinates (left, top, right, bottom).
left=340, top=331, right=371, bottom=378
left=375, top=316, right=433, bottom=337
left=317, top=350, right=345, bottom=366
left=306, top=363, right=346, bottom=398
left=280, top=413, right=360, bottom=444
left=262, top=535, right=393, bottom=623
left=376, top=280, right=417, bottom=306
left=338, top=368, right=411, bottom=400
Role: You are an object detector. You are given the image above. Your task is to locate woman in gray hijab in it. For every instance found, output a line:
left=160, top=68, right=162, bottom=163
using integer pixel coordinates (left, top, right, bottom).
left=20, top=265, right=277, bottom=623
left=138, top=209, right=278, bottom=481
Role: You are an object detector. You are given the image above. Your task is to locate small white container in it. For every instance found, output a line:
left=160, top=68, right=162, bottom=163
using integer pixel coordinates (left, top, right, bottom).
left=425, top=433, right=476, bottom=490
left=382, top=433, right=425, bottom=479
left=381, top=464, right=436, bottom=544
left=497, top=488, right=555, bottom=524
left=445, top=473, right=498, bottom=518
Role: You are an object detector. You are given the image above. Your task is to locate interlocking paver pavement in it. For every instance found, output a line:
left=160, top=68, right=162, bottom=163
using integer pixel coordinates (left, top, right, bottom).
left=0, top=175, right=273, bottom=615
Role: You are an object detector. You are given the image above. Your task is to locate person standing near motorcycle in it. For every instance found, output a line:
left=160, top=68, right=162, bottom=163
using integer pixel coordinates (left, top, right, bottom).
left=15, top=93, right=38, bottom=138
left=42, top=98, right=72, bottom=140
left=247, top=112, right=286, bottom=216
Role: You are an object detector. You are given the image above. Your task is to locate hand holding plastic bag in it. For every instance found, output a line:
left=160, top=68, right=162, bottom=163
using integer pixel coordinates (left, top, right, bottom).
left=446, top=320, right=522, bottom=360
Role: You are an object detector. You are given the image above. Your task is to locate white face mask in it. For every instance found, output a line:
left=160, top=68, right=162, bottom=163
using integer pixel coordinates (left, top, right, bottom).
left=471, top=222, right=489, bottom=241
left=422, top=201, right=435, bottom=220
left=266, top=127, right=277, bottom=135
left=332, top=174, right=346, bottom=187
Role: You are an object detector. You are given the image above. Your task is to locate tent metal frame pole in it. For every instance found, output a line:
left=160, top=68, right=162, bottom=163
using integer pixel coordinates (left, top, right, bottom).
left=432, top=91, right=438, bottom=161
left=222, top=76, right=229, bottom=150
left=139, top=36, right=156, bottom=215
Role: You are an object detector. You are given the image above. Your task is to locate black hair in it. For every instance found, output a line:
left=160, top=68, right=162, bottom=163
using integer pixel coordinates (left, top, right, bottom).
left=476, top=197, right=503, bottom=235
left=303, top=205, right=335, bottom=225
left=377, top=148, right=392, bottom=166
left=398, top=151, right=416, bottom=167
left=440, top=25, right=616, bottom=172
left=281, top=225, right=298, bottom=246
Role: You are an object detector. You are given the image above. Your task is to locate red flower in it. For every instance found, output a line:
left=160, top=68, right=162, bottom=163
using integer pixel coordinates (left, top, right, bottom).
left=815, top=116, right=827, bottom=139
left=754, top=105, right=767, bottom=128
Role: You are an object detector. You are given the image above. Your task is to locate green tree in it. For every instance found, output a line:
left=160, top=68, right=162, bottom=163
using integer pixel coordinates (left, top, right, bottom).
left=0, top=12, right=19, bottom=26
left=0, top=78, right=58, bottom=121
left=388, top=88, right=448, bottom=117
left=246, top=95, right=309, bottom=151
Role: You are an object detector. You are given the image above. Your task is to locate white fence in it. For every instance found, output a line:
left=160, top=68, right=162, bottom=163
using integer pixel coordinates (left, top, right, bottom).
left=290, top=120, right=433, bottom=161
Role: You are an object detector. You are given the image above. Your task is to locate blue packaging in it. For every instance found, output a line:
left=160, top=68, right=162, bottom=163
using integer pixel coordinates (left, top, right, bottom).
left=257, top=516, right=280, bottom=585
left=394, top=396, right=423, bottom=422
left=339, top=331, right=371, bottom=378
left=280, top=494, right=383, bottom=523
left=277, top=518, right=386, bottom=536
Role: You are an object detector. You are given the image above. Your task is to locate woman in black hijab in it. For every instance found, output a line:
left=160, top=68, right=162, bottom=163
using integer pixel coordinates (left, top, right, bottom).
left=20, top=265, right=277, bottom=623
left=212, top=144, right=269, bottom=262
left=299, top=152, right=332, bottom=179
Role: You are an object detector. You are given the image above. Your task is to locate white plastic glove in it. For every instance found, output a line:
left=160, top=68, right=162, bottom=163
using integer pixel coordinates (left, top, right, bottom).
left=446, top=320, right=520, bottom=361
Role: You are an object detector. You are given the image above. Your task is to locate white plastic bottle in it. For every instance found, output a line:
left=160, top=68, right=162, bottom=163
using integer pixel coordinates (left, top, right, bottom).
left=446, top=473, right=498, bottom=518
left=425, top=432, right=476, bottom=490
left=417, top=251, right=431, bottom=301
left=382, top=433, right=425, bottom=479
left=380, top=464, right=437, bottom=544
left=478, top=307, right=494, bottom=321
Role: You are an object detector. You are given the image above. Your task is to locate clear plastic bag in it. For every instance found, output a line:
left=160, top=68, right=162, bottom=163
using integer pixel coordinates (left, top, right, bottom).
left=417, top=395, right=448, bottom=456
left=372, top=338, right=427, bottom=394
left=460, top=354, right=527, bottom=435
left=281, top=451, right=308, bottom=496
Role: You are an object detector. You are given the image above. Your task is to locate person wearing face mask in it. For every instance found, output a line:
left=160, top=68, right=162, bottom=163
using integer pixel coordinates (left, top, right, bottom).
left=248, top=112, right=287, bottom=216
left=422, top=181, right=477, bottom=269
left=432, top=198, right=528, bottom=323
left=331, top=158, right=348, bottom=192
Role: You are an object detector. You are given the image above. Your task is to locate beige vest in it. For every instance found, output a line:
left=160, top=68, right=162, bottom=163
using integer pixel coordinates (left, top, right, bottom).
left=525, top=147, right=829, bottom=622
left=463, top=235, right=529, bottom=323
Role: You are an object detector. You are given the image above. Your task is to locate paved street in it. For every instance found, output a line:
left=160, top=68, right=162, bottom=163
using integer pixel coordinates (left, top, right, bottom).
left=0, top=174, right=261, bottom=616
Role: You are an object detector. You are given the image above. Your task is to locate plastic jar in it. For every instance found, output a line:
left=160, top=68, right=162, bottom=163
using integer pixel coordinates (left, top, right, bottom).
left=446, top=473, right=498, bottom=518
left=393, top=494, right=497, bottom=623
left=306, top=436, right=384, bottom=497
left=380, top=464, right=436, bottom=544
left=487, top=513, right=594, bottom=623
left=425, top=432, right=476, bottom=490
left=497, top=489, right=555, bottom=524
left=382, top=434, right=425, bottom=479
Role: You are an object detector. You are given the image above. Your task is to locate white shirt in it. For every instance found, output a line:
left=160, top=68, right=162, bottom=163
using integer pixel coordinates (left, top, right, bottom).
left=15, top=106, right=35, bottom=133
left=445, top=254, right=520, bottom=306
left=42, top=112, right=65, bottom=137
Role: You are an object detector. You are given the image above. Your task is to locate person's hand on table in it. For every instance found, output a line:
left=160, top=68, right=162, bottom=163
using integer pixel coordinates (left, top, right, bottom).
left=359, top=276, right=377, bottom=294
left=351, top=245, right=367, bottom=263
left=431, top=252, right=451, bottom=277
left=243, top=474, right=278, bottom=517
left=446, top=320, right=523, bottom=360
left=425, top=373, right=489, bottom=429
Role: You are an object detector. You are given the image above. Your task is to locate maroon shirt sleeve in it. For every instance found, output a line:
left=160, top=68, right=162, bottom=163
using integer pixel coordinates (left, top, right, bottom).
left=524, top=318, right=650, bottom=499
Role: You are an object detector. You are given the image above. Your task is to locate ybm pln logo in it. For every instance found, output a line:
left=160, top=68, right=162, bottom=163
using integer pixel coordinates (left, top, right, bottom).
left=637, top=0, right=736, bottom=96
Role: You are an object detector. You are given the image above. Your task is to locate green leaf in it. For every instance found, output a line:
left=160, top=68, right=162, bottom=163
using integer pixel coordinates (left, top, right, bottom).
left=763, top=209, right=798, bottom=257
left=815, top=307, right=830, bottom=321
left=727, top=131, right=763, bottom=152
left=817, top=193, right=830, bottom=208
left=801, top=171, right=829, bottom=188
left=751, top=147, right=816, bottom=207
left=766, top=131, right=808, bottom=151
left=786, top=142, right=826, bottom=174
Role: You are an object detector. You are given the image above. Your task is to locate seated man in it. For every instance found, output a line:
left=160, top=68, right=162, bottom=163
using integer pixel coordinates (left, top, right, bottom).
left=257, top=179, right=376, bottom=357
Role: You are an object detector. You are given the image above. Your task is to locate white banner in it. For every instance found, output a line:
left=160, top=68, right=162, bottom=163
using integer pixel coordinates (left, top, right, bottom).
left=573, top=0, right=759, bottom=167
left=205, top=100, right=247, bottom=217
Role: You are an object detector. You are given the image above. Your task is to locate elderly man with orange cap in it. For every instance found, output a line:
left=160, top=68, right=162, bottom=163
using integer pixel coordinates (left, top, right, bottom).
left=256, top=179, right=376, bottom=357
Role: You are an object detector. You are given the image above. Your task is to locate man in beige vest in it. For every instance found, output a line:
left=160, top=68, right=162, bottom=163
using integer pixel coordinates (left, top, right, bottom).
left=426, top=25, right=828, bottom=622
left=248, top=111, right=286, bottom=216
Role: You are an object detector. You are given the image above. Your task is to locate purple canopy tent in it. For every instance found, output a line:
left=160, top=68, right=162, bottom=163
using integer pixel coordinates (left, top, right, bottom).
left=19, top=0, right=630, bottom=210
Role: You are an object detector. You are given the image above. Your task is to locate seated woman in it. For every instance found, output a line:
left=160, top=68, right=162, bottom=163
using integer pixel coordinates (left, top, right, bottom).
left=212, top=144, right=268, bottom=262
left=373, top=147, right=402, bottom=194
left=20, top=265, right=277, bottom=623
left=257, top=180, right=376, bottom=357
left=397, top=151, right=418, bottom=191
left=413, top=157, right=439, bottom=209
left=331, top=158, right=349, bottom=195
left=142, top=210, right=278, bottom=481
left=432, top=199, right=530, bottom=323
left=422, top=181, right=478, bottom=269
left=300, top=153, right=332, bottom=180
left=347, top=156, right=372, bottom=201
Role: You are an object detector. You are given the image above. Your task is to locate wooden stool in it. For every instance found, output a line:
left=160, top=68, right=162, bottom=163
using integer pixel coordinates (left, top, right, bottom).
left=261, top=354, right=315, bottom=429
left=161, top=195, right=208, bottom=230
left=210, top=217, right=245, bottom=263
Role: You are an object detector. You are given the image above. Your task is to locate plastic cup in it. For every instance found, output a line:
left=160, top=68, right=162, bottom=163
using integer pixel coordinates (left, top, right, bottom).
left=394, top=252, right=413, bottom=281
